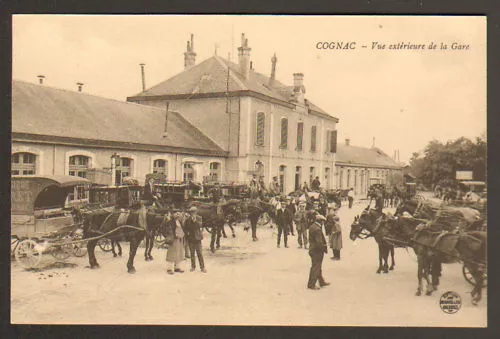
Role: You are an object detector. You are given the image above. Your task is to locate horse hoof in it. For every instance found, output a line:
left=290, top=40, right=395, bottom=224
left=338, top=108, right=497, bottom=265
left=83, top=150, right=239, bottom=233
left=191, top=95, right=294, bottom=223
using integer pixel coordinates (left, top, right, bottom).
left=376, top=269, right=381, bottom=274
left=144, top=257, right=150, bottom=261
left=383, top=269, right=389, bottom=274
left=90, top=264, right=100, bottom=269
left=119, top=253, right=122, bottom=257
left=128, top=267, right=136, bottom=274
left=149, top=256, right=154, bottom=260
left=426, top=291, right=432, bottom=296
left=415, top=291, right=421, bottom=296
left=389, top=266, right=395, bottom=271
left=211, top=248, right=215, bottom=253
left=232, top=234, right=236, bottom=238
left=113, top=253, right=117, bottom=257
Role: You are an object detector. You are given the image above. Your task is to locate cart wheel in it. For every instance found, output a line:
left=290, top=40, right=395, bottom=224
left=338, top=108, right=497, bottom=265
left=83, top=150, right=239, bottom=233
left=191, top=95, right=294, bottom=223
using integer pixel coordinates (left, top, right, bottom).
left=50, top=243, right=72, bottom=260
left=462, top=265, right=487, bottom=287
left=15, top=239, right=43, bottom=269
left=98, top=238, right=113, bottom=252
left=257, top=213, right=271, bottom=226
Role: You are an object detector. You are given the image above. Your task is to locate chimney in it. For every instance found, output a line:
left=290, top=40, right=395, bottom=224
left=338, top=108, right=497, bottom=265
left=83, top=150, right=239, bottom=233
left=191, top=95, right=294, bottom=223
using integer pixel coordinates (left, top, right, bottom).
left=292, top=73, right=305, bottom=104
left=237, top=33, right=251, bottom=80
left=184, top=34, right=197, bottom=69
left=139, top=63, right=146, bottom=91
left=372, top=137, right=376, bottom=148
left=345, top=138, right=350, bottom=146
left=76, top=82, right=84, bottom=92
left=269, top=53, right=277, bottom=86
left=37, top=75, right=45, bottom=85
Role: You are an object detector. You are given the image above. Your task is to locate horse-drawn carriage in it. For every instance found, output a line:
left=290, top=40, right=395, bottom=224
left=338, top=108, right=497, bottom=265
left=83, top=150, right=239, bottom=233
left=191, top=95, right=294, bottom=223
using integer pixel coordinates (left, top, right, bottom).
left=11, top=175, right=92, bottom=268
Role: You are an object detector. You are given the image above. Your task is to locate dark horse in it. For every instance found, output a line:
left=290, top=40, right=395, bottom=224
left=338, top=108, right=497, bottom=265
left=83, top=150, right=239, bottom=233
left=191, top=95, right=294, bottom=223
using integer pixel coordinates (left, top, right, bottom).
left=80, top=209, right=147, bottom=273
left=349, top=208, right=396, bottom=274
left=377, top=214, right=486, bottom=304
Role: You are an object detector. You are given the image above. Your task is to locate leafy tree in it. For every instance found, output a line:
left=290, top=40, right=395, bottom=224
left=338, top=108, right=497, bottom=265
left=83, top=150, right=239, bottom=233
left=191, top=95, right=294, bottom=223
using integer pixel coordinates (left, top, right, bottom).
left=409, top=135, right=486, bottom=188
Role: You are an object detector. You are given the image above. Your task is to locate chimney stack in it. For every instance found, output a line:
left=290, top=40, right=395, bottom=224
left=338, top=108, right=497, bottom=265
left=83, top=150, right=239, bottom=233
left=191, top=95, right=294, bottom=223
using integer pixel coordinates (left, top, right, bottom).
left=292, top=73, right=305, bottom=104
left=269, top=53, right=277, bottom=86
left=139, top=63, right=146, bottom=91
left=345, top=138, right=350, bottom=146
left=372, top=137, right=376, bottom=148
left=37, top=75, right=45, bottom=85
left=184, top=34, right=197, bottom=69
left=76, top=82, right=84, bottom=92
left=237, top=33, right=251, bottom=80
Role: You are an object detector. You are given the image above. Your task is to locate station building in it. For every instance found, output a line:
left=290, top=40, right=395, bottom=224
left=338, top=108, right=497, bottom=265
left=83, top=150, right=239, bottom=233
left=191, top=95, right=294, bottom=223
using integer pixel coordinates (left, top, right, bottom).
left=127, top=34, right=340, bottom=194
left=12, top=80, right=227, bottom=188
left=334, top=138, right=404, bottom=196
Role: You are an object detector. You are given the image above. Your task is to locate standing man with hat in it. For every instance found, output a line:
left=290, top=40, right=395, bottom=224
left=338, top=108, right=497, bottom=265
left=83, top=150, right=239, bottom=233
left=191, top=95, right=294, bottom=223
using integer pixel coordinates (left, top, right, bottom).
left=269, top=176, right=280, bottom=196
left=276, top=197, right=292, bottom=248
left=307, top=214, right=330, bottom=290
left=184, top=206, right=207, bottom=273
left=325, top=205, right=342, bottom=260
left=294, top=202, right=308, bottom=249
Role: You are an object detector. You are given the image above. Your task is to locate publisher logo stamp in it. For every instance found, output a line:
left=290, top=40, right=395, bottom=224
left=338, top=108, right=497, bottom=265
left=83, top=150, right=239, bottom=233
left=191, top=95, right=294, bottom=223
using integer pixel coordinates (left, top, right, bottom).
left=440, top=291, right=462, bottom=314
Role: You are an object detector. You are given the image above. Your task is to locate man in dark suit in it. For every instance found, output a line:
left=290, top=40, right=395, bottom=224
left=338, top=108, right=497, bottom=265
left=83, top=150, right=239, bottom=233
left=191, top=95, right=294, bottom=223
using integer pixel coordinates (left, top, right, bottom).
left=184, top=206, right=207, bottom=273
left=276, top=199, right=293, bottom=248
left=307, top=214, right=330, bottom=290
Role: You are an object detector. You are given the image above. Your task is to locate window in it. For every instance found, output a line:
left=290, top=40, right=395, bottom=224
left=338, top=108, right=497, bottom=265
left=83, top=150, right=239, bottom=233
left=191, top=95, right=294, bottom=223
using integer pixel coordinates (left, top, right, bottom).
left=153, top=159, right=167, bottom=175
left=309, top=167, right=315, bottom=184
left=256, top=112, right=265, bottom=146
left=12, top=152, right=36, bottom=175
left=118, top=157, right=133, bottom=179
left=209, top=162, right=221, bottom=182
left=354, top=169, right=358, bottom=193
left=296, top=122, right=304, bottom=150
left=280, top=118, right=288, bottom=149
left=347, top=169, right=351, bottom=188
left=279, top=165, right=286, bottom=193
left=327, top=130, right=338, bottom=153
left=295, top=166, right=302, bottom=191
left=255, top=161, right=264, bottom=177
left=183, top=162, right=195, bottom=182
left=69, top=155, right=90, bottom=178
left=325, top=167, right=331, bottom=188
left=311, top=126, right=317, bottom=152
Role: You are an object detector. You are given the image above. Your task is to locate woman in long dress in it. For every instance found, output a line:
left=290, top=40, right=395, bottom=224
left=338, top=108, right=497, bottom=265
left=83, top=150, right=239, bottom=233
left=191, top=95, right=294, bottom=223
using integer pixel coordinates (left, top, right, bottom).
left=166, top=212, right=186, bottom=274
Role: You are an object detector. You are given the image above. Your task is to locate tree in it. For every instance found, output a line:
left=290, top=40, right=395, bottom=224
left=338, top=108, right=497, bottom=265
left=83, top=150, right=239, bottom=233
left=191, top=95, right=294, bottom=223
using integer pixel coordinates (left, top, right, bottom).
left=409, top=136, right=486, bottom=188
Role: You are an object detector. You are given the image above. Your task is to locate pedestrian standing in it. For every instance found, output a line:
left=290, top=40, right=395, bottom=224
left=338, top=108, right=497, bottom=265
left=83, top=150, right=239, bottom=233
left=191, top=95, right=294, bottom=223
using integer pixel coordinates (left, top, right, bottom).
left=326, top=207, right=342, bottom=260
left=294, top=203, right=308, bottom=249
left=184, top=207, right=207, bottom=273
left=307, top=214, right=330, bottom=290
left=347, top=188, right=355, bottom=209
left=286, top=198, right=296, bottom=236
left=276, top=199, right=292, bottom=248
left=166, top=212, right=185, bottom=275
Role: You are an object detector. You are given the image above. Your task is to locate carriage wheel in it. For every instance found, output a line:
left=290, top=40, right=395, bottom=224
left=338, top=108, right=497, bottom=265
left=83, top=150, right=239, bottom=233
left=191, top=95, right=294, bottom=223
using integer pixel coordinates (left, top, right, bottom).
left=98, top=238, right=113, bottom=252
left=462, top=265, right=487, bottom=288
left=70, top=232, right=88, bottom=257
left=50, top=242, right=73, bottom=260
left=14, top=239, right=43, bottom=269
left=257, top=213, right=271, bottom=226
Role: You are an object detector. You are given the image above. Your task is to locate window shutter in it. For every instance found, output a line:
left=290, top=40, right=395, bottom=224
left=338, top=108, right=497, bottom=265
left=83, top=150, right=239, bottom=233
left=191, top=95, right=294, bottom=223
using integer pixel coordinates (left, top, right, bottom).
left=280, top=118, right=288, bottom=149
left=330, top=130, right=338, bottom=153
left=311, top=126, right=317, bottom=152
left=297, top=122, right=303, bottom=150
left=256, top=112, right=265, bottom=146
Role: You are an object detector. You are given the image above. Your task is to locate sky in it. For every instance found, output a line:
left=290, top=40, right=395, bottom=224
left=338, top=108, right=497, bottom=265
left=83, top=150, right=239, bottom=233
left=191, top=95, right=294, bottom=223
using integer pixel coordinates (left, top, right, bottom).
left=12, top=15, right=486, bottom=163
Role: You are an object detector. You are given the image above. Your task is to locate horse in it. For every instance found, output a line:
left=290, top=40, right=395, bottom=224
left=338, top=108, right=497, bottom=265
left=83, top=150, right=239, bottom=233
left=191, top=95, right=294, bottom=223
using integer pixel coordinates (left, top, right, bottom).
left=80, top=208, right=147, bottom=273
left=377, top=214, right=486, bottom=304
left=190, top=199, right=242, bottom=253
left=349, top=208, right=396, bottom=274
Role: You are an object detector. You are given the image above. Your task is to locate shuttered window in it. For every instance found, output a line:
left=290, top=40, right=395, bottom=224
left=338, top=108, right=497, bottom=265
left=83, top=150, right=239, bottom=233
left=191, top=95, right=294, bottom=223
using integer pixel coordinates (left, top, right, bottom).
left=310, top=125, right=317, bottom=152
left=280, top=118, right=288, bottom=149
left=296, top=122, right=304, bottom=150
left=328, top=130, right=338, bottom=153
left=256, top=112, right=265, bottom=146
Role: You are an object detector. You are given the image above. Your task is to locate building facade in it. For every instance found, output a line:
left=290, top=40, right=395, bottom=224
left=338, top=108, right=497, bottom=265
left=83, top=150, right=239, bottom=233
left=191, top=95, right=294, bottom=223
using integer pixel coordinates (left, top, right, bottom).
left=12, top=80, right=227, bottom=186
left=334, top=139, right=404, bottom=196
left=127, top=34, right=339, bottom=194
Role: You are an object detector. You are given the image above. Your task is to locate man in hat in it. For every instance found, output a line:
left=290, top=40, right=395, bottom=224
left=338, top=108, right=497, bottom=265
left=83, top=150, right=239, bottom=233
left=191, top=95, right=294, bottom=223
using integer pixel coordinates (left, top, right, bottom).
left=307, top=214, right=330, bottom=290
left=311, top=176, right=321, bottom=192
left=269, top=176, right=280, bottom=196
left=276, top=197, right=293, bottom=248
left=294, top=202, right=308, bottom=249
left=325, top=205, right=342, bottom=260
left=286, top=197, right=296, bottom=236
left=347, top=187, right=355, bottom=209
left=184, top=206, right=207, bottom=273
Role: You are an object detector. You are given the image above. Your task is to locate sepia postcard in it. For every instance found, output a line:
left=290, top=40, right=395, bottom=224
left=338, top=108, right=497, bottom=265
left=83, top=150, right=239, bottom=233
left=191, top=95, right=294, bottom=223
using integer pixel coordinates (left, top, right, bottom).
left=10, top=15, right=487, bottom=327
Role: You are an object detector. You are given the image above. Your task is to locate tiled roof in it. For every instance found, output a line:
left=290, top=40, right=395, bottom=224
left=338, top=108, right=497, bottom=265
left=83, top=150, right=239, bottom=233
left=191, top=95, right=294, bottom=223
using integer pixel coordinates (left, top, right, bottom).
left=128, top=55, right=336, bottom=120
left=336, top=144, right=403, bottom=169
left=12, top=80, right=226, bottom=156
